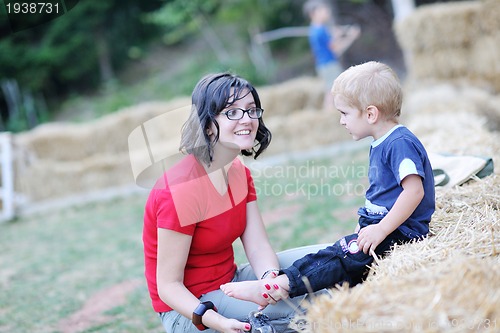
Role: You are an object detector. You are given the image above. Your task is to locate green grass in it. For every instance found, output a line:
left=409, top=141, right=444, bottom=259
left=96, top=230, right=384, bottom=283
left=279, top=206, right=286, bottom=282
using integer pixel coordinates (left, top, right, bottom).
left=0, top=150, right=367, bottom=333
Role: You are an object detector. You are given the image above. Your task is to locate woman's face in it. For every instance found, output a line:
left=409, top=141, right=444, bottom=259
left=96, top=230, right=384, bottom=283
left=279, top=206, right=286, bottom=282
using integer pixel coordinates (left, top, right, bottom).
left=211, top=89, right=259, bottom=153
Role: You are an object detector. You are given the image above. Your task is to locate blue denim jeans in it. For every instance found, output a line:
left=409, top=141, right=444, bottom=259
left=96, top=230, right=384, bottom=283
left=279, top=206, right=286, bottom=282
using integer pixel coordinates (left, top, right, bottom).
left=282, top=217, right=410, bottom=298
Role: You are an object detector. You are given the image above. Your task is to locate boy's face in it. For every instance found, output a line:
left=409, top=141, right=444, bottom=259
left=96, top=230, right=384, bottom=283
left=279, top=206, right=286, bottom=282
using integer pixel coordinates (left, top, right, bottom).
left=334, top=95, right=370, bottom=141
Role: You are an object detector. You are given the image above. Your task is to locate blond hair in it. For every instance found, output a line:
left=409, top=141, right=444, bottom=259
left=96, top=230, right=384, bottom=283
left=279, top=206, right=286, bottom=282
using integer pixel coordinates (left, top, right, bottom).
left=331, top=61, right=402, bottom=119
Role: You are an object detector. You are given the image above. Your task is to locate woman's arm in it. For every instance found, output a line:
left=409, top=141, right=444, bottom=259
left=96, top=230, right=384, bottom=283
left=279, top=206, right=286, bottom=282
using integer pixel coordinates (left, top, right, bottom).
left=156, top=229, right=203, bottom=318
left=240, top=201, right=280, bottom=279
left=157, top=229, right=249, bottom=332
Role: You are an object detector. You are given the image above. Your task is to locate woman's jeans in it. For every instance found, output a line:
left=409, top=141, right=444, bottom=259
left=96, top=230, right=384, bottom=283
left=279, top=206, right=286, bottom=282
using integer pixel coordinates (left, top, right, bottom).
left=158, top=244, right=329, bottom=333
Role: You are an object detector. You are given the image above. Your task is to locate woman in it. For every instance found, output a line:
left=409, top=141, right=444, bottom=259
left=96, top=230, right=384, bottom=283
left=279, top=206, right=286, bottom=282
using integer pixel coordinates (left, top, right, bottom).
left=143, top=73, right=324, bottom=333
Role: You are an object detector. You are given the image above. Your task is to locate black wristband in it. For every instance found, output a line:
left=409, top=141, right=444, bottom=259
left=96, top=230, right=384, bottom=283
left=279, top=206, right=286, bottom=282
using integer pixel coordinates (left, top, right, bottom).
left=192, top=301, right=217, bottom=331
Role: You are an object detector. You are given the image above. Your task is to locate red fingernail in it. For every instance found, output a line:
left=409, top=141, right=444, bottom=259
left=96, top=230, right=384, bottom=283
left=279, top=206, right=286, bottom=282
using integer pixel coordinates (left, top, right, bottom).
left=271, top=272, right=277, bottom=277
left=245, top=323, right=251, bottom=330
left=265, top=284, right=271, bottom=290
left=262, top=293, right=269, bottom=299
left=273, top=284, right=279, bottom=290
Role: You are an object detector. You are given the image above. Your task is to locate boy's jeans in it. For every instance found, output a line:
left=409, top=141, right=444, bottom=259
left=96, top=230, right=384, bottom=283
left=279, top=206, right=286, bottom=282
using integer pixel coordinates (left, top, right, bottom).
left=282, top=217, right=410, bottom=298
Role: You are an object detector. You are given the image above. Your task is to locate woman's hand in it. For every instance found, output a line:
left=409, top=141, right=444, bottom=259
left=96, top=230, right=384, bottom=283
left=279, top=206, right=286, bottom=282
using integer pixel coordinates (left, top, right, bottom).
left=221, top=318, right=252, bottom=333
left=203, top=310, right=251, bottom=333
left=259, top=278, right=290, bottom=310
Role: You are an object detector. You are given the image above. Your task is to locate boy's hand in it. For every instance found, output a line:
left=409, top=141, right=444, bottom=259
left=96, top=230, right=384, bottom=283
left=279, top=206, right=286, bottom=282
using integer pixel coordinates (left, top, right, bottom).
left=357, top=224, right=388, bottom=255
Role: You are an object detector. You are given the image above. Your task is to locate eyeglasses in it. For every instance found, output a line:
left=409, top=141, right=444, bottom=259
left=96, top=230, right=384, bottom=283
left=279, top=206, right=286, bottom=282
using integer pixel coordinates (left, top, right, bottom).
left=220, top=107, right=264, bottom=120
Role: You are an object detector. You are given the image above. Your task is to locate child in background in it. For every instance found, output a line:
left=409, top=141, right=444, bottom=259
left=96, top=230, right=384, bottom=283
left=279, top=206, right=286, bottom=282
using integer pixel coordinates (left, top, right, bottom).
left=304, top=0, right=360, bottom=112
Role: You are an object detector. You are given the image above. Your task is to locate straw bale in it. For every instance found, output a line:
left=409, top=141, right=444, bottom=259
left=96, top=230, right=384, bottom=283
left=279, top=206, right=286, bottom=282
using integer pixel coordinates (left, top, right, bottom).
left=17, top=153, right=133, bottom=200
left=395, top=0, right=500, bottom=92
left=478, top=0, right=500, bottom=35
left=403, top=82, right=498, bottom=117
left=409, top=49, right=472, bottom=79
left=258, top=77, right=324, bottom=117
left=14, top=99, right=190, bottom=162
left=402, top=82, right=500, bottom=168
left=12, top=77, right=337, bottom=202
left=470, top=35, right=500, bottom=90
left=394, top=1, right=481, bottom=53
left=263, top=109, right=351, bottom=155
left=297, top=175, right=500, bottom=333
left=13, top=100, right=193, bottom=201
left=298, top=256, right=499, bottom=333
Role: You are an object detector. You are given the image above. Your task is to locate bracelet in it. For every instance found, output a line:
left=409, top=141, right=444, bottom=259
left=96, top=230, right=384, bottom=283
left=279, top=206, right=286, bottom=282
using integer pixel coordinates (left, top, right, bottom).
left=192, top=301, right=217, bottom=331
left=260, top=269, right=280, bottom=280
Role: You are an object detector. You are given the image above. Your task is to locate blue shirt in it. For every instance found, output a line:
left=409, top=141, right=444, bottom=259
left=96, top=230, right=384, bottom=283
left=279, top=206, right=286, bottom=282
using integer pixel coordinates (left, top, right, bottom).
left=308, top=24, right=337, bottom=67
left=361, top=125, right=435, bottom=239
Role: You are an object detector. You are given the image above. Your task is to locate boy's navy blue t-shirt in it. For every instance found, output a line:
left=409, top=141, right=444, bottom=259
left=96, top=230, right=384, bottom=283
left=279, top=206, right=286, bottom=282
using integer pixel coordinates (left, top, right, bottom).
left=362, top=125, right=435, bottom=239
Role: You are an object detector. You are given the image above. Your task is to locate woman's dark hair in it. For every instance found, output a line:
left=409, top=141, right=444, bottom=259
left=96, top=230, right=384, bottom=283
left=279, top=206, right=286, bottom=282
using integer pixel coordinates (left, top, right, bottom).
left=179, top=73, right=272, bottom=165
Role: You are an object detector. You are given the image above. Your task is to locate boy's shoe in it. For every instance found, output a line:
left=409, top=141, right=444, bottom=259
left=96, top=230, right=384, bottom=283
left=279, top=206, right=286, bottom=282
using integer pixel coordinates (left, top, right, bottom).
left=247, top=311, right=276, bottom=333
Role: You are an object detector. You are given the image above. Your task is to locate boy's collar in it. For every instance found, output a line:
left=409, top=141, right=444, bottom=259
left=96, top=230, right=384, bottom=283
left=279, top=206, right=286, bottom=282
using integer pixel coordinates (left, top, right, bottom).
left=371, top=124, right=404, bottom=147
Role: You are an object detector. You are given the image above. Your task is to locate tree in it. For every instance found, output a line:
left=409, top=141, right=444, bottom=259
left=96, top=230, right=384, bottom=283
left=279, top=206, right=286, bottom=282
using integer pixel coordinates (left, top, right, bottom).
left=0, top=0, right=162, bottom=131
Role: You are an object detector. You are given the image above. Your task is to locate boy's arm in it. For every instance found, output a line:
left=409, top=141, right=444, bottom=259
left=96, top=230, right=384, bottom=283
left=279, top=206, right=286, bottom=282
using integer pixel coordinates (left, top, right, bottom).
left=357, top=174, right=424, bottom=255
left=330, top=25, right=361, bottom=56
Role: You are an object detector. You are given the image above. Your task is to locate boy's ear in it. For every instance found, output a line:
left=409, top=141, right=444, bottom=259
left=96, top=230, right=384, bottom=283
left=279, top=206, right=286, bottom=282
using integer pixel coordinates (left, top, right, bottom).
left=365, top=105, right=379, bottom=124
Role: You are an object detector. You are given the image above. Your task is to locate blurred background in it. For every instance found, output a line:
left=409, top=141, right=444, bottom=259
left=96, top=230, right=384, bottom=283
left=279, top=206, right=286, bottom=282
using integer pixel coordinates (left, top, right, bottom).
left=1, top=1, right=499, bottom=332
left=1, top=0, right=468, bottom=130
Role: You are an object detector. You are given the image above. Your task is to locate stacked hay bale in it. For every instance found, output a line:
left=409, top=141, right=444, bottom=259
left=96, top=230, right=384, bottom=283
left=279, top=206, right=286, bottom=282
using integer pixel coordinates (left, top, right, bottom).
left=394, top=0, right=500, bottom=93
left=297, top=176, right=499, bottom=332
left=12, top=77, right=336, bottom=203
left=298, top=1, right=500, bottom=331
left=259, top=76, right=351, bottom=155
left=404, top=83, right=500, bottom=169
left=14, top=99, right=190, bottom=201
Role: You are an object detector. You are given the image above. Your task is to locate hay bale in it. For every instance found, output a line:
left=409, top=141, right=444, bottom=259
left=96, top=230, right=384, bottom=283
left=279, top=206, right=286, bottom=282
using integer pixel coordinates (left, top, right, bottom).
left=13, top=99, right=193, bottom=201
left=478, top=0, right=500, bottom=35
left=14, top=99, right=190, bottom=162
left=395, top=0, right=500, bottom=92
left=258, top=77, right=324, bottom=117
left=297, top=175, right=500, bottom=333
left=264, top=109, right=351, bottom=155
left=402, top=82, right=500, bottom=169
left=298, top=256, right=499, bottom=333
left=395, top=1, right=481, bottom=52
left=409, top=111, right=500, bottom=168
left=16, top=153, right=133, bottom=200
left=470, top=35, right=500, bottom=89
left=410, top=49, right=472, bottom=79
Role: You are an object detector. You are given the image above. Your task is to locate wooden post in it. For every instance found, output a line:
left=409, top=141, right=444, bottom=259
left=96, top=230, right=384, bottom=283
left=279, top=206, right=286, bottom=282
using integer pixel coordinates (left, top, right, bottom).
left=0, top=132, right=14, bottom=222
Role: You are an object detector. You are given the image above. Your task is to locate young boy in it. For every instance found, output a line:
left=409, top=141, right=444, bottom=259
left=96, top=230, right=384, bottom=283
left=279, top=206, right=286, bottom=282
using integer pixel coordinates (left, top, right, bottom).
left=220, top=61, right=435, bottom=308
left=304, top=0, right=360, bottom=112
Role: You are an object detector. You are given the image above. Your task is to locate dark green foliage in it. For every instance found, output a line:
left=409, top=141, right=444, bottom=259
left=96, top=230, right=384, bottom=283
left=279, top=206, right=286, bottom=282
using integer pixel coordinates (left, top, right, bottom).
left=0, top=0, right=162, bottom=131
